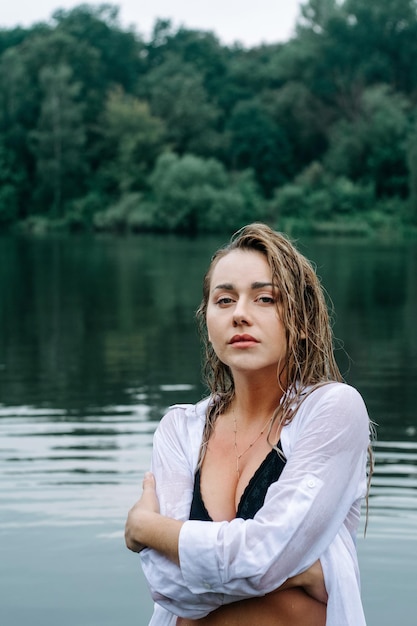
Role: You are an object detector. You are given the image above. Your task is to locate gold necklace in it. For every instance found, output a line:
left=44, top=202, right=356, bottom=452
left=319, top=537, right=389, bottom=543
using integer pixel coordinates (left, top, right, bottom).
left=233, top=412, right=274, bottom=477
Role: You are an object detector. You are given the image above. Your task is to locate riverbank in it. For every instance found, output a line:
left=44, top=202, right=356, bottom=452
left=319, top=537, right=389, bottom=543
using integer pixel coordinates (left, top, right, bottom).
left=10, top=211, right=417, bottom=240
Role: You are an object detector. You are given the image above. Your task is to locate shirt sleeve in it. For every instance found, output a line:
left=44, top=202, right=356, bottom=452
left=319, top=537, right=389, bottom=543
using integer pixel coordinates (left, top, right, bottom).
left=178, top=383, right=370, bottom=597
left=140, top=405, right=242, bottom=618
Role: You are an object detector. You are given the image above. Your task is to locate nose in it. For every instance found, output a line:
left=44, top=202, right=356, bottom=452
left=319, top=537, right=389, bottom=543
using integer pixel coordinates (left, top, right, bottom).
left=232, top=299, right=251, bottom=327
left=233, top=314, right=247, bottom=327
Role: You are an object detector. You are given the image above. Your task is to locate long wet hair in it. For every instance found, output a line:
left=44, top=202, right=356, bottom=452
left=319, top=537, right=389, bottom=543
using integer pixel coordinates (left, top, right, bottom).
left=196, top=223, right=343, bottom=458
left=196, top=223, right=373, bottom=523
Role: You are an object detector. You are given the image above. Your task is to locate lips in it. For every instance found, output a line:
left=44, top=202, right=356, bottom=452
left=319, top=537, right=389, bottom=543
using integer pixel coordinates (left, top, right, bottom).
left=229, top=334, right=259, bottom=344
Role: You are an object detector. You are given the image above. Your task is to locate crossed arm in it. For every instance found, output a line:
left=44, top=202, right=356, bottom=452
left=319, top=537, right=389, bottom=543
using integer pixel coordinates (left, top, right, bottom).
left=125, top=472, right=328, bottom=605
left=126, top=385, right=368, bottom=620
left=125, top=471, right=182, bottom=562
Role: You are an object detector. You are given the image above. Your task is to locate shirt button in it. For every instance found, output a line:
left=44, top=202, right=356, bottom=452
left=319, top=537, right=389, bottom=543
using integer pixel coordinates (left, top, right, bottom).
left=203, top=582, right=212, bottom=590
left=307, top=479, right=316, bottom=488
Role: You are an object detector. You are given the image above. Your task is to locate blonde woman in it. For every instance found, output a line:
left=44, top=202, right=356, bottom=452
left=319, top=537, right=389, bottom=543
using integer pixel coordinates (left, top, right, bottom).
left=125, top=223, right=372, bottom=626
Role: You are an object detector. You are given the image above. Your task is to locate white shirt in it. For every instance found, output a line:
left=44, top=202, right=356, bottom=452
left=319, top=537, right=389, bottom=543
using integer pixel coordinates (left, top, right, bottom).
left=140, top=382, right=370, bottom=625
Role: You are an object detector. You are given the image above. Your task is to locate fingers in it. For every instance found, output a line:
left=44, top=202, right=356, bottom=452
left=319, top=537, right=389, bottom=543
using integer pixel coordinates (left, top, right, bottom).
left=142, top=471, right=156, bottom=491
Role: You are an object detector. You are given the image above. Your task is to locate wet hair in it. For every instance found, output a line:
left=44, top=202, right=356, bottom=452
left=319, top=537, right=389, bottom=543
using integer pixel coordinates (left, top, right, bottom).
left=196, top=222, right=343, bottom=458
left=196, top=222, right=374, bottom=521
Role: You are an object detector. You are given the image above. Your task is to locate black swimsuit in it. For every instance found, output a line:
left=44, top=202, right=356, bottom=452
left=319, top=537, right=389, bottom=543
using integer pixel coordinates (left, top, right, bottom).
left=190, top=441, right=286, bottom=521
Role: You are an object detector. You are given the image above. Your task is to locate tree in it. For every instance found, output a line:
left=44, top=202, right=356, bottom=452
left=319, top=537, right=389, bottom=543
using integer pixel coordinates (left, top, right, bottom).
left=53, top=4, right=145, bottom=93
left=0, top=140, right=22, bottom=225
left=342, top=0, right=417, bottom=92
left=226, top=98, right=293, bottom=196
left=298, top=0, right=339, bottom=33
left=325, top=85, right=410, bottom=197
left=264, top=81, right=329, bottom=177
left=146, top=20, right=230, bottom=94
left=144, top=152, right=264, bottom=233
left=406, top=119, right=417, bottom=223
left=144, top=55, right=222, bottom=156
left=0, top=47, right=36, bottom=220
left=30, top=64, right=86, bottom=215
left=96, top=88, right=165, bottom=195
left=296, top=0, right=417, bottom=101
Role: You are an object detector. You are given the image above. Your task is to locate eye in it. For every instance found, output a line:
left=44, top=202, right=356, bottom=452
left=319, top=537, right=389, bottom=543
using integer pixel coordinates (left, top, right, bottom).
left=256, top=295, right=276, bottom=304
left=215, top=296, right=235, bottom=306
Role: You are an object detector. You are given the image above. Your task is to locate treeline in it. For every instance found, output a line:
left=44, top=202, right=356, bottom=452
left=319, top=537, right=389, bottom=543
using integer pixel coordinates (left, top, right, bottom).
left=1, top=0, right=417, bottom=235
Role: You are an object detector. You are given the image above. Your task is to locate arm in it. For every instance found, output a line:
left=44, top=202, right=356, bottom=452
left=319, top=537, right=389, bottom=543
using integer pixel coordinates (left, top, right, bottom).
left=129, top=385, right=368, bottom=615
left=125, top=472, right=182, bottom=564
left=126, top=473, right=328, bottom=603
left=131, top=403, right=242, bottom=618
left=178, top=384, right=369, bottom=597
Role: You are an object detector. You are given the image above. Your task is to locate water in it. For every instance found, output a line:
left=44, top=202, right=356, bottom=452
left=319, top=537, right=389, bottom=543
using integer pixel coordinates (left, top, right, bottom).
left=0, top=234, right=416, bottom=625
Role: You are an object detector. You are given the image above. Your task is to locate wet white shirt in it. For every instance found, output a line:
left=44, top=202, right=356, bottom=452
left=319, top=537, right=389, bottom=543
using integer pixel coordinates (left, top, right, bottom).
left=140, top=382, right=370, bottom=626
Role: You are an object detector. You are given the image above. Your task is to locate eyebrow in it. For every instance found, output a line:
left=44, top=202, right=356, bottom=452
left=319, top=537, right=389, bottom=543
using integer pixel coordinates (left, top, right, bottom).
left=213, top=281, right=275, bottom=291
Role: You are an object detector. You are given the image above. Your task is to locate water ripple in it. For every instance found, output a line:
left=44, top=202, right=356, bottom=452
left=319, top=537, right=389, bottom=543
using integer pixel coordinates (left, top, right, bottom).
left=1, top=408, right=417, bottom=537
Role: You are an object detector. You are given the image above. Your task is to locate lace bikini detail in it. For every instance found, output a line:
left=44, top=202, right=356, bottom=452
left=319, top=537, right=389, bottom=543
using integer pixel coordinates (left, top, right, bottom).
left=190, top=441, right=286, bottom=521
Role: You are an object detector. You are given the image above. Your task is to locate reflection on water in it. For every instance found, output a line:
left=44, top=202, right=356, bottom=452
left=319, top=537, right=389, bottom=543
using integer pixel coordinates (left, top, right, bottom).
left=0, top=402, right=153, bottom=528
left=2, top=404, right=417, bottom=536
left=370, top=441, right=417, bottom=539
left=0, top=234, right=416, bottom=626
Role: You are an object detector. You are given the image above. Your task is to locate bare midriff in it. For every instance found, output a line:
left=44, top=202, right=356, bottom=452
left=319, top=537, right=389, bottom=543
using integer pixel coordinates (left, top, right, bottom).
left=176, top=587, right=326, bottom=626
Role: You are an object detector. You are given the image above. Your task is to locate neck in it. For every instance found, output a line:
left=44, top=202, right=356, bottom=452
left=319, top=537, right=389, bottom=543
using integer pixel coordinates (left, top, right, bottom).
left=231, top=371, right=285, bottom=427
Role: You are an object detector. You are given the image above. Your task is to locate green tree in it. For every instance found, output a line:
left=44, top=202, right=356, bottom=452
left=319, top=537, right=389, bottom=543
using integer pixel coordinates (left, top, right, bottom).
left=226, top=97, right=294, bottom=196
left=0, top=47, right=36, bottom=220
left=0, top=140, right=23, bottom=226
left=144, top=152, right=264, bottom=233
left=53, top=4, right=145, bottom=93
left=296, top=0, right=417, bottom=103
left=146, top=20, right=230, bottom=97
left=144, top=55, right=222, bottom=156
left=264, top=81, right=329, bottom=178
left=325, top=85, right=410, bottom=197
left=96, top=88, right=165, bottom=195
left=406, top=119, right=417, bottom=223
left=342, top=0, right=417, bottom=92
left=298, top=0, right=339, bottom=32
left=30, top=64, right=86, bottom=215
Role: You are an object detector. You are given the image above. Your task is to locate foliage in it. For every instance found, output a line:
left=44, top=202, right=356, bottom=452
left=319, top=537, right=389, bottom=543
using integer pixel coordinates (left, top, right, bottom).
left=95, top=88, right=165, bottom=195
left=324, top=85, right=410, bottom=197
left=1, top=1, right=417, bottom=234
left=269, top=161, right=409, bottom=235
left=142, top=55, right=222, bottom=156
left=30, top=64, right=86, bottom=216
left=140, top=152, right=265, bottom=233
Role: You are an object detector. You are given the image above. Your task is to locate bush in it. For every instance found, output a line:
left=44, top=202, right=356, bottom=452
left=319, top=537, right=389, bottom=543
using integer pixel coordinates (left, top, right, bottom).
left=93, top=193, right=142, bottom=232
left=270, top=164, right=376, bottom=225
left=144, top=152, right=265, bottom=233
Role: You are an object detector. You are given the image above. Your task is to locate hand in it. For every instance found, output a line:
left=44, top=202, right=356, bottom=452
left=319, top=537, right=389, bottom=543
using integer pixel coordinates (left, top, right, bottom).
left=297, top=559, right=328, bottom=604
left=125, top=472, right=160, bottom=552
left=279, top=560, right=328, bottom=604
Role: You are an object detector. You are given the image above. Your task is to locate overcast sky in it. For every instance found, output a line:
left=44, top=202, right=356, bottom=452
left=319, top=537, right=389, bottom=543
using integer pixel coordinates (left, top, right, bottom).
left=1, top=1, right=303, bottom=47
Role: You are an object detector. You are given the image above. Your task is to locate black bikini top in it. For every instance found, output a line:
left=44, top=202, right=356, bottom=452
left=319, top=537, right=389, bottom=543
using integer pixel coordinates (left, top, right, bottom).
left=189, top=441, right=286, bottom=521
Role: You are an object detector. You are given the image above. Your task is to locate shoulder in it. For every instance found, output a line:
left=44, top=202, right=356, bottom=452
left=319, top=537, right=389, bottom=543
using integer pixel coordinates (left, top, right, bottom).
left=159, top=397, right=210, bottom=426
left=291, top=382, right=370, bottom=438
left=155, top=397, right=210, bottom=441
left=152, top=397, right=210, bottom=469
left=301, top=381, right=367, bottom=411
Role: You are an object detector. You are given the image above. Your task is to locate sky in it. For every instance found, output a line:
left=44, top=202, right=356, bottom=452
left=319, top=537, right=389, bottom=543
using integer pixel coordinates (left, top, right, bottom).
left=0, top=1, right=303, bottom=47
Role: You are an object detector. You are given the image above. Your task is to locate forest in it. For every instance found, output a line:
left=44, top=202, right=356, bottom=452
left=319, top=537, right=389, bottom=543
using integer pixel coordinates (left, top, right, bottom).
left=1, top=0, right=417, bottom=236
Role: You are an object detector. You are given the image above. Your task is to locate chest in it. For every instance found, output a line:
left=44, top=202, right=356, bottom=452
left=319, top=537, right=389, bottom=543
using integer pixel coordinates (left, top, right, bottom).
left=199, top=423, right=281, bottom=522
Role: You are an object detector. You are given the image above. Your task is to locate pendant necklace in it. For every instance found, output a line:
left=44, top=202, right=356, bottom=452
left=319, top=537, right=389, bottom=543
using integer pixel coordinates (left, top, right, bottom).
left=233, top=412, right=274, bottom=477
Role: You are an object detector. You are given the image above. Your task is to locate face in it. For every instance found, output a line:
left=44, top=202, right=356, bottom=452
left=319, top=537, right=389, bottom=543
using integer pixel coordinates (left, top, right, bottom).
left=206, top=249, right=287, bottom=380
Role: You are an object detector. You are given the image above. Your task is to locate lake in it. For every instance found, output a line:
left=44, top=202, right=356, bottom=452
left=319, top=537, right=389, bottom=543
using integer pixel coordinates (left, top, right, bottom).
left=0, top=233, right=416, bottom=626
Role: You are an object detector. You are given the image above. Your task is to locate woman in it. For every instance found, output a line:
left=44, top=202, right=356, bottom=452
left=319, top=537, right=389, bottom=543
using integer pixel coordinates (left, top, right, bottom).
left=125, top=223, right=372, bottom=625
